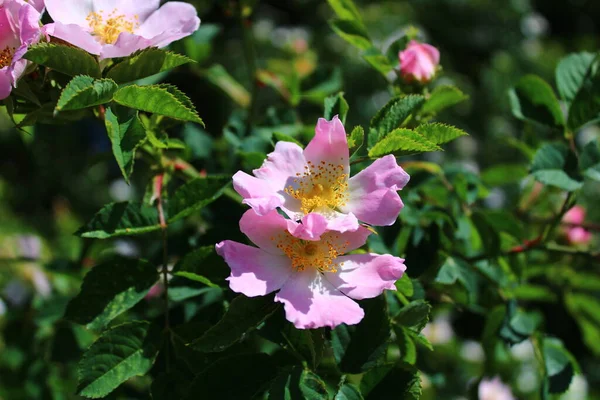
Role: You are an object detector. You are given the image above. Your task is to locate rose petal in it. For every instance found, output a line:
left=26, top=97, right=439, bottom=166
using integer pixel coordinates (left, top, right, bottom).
left=216, top=241, right=292, bottom=297
left=326, top=254, right=406, bottom=300
left=233, top=171, right=285, bottom=216
left=45, top=0, right=93, bottom=26
left=0, top=68, right=13, bottom=100
left=343, top=155, right=410, bottom=226
left=275, top=268, right=364, bottom=329
left=286, top=213, right=329, bottom=241
left=100, top=32, right=152, bottom=59
left=137, top=1, right=200, bottom=46
left=322, top=226, right=372, bottom=253
left=304, top=116, right=349, bottom=174
left=44, top=22, right=102, bottom=55
left=91, top=0, right=160, bottom=22
left=239, top=209, right=289, bottom=255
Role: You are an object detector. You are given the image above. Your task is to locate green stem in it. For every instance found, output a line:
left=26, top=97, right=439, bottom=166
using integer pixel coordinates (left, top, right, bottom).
left=238, top=1, right=258, bottom=129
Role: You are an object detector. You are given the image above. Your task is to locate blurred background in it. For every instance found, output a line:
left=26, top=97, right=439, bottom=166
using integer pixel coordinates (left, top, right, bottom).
left=1, top=0, right=599, bottom=398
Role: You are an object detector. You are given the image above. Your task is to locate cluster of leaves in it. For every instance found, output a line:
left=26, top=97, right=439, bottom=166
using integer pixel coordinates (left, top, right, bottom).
left=1, top=0, right=599, bottom=399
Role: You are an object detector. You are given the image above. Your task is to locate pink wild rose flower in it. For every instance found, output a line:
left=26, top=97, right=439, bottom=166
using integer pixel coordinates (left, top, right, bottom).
left=0, top=0, right=44, bottom=99
left=233, top=116, right=410, bottom=231
left=562, top=205, right=592, bottom=244
left=216, top=209, right=406, bottom=329
left=44, top=0, right=200, bottom=59
left=478, top=376, right=515, bottom=400
left=399, top=40, right=440, bottom=83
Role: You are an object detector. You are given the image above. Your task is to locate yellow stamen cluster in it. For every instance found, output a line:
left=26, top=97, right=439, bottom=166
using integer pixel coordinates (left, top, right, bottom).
left=0, top=46, right=15, bottom=69
left=284, top=160, right=348, bottom=214
left=86, top=9, right=139, bottom=44
left=272, top=233, right=349, bottom=273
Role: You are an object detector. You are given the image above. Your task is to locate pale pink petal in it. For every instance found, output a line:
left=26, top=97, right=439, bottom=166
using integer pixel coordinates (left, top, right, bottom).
left=342, top=155, right=410, bottom=226
left=399, top=40, right=439, bottom=83
left=0, top=68, right=13, bottom=100
left=8, top=57, right=27, bottom=87
left=239, top=209, right=288, bottom=255
left=325, top=212, right=360, bottom=233
left=275, top=268, right=364, bottom=329
left=18, top=0, right=42, bottom=45
left=45, top=0, right=93, bottom=26
left=233, top=171, right=285, bottom=216
left=99, top=32, right=152, bottom=59
left=216, top=241, right=292, bottom=297
left=304, top=116, right=349, bottom=174
left=568, top=227, right=592, bottom=244
left=326, top=254, right=406, bottom=300
left=91, top=0, right=160, bottom=22
left=136, top=2, right=200, bottom=46
left=417, top=42, right=440, bottom=64
left=286, top=213, right=328, bottom=241
left=25, top=0, right=45, bottom=13
left=44, top=22, right=102, bottom=55
left=253, top=141, right=307, bottom=191
left=322, top=226, right=372, bottom=253
left=563, top=206, right=585, bottom=225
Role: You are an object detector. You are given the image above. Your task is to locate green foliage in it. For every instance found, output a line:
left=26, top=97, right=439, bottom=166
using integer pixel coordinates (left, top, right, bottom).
left=329, top=19, right=371, bottom=51
left=568, top=67, right=600, bottom=130
left=173, top=246, right=228, bottom=288
left=324, top=92, right=350, bottom=124
left=168, top=176, right=231, bottom=222
left=542, top=337, right=577, bottom=395
left=24, top=43, right=101, bottom=78
left=104, top=108, right=147, bottom=183
left=77, top=321, right=160, bottom=398
left=76, top=202, right=162, bottom=238
left=360, top=363, right=421, bottom=399
left=421, top=85, right=469, bottom=115
left=203, top=64, right=251, bottom=108
left=370, top=95, right=425, bottom=145
left=509, top=74, right=565, bottom=128
left=414, top=123, right=468, bottom=145
left=113, top=84, right=203, bottom=123
left=64, top=258, right=159, bottom=329
left=579, top=139, right=600, bottom=181
left=190, top=294, right=280, bottom=352
left=269, top=368, right=329, bottom=400
left=55, top=76, right=118, bottom=113
left=106, top=48, right=194, bottom=84
left=368, top=128, right=442, bottom=157
left=555, top=52, right=596, bottom=104
left=530, top=143, right=582, bottom=191
left=332, top=296, right=390, bottom=373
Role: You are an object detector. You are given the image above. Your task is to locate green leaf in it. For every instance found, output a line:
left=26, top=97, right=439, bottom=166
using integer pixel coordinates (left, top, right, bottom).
left=324, top=92, right=349, bottom=124
left=113, top=84, right=203, bottom=123
left=368, top=128, right=442, bottom=158
left=579, top=139, right=600, bottom=181
left=184, top=353, right=277, bottom=400
left=76, top=202, right=161, bottom=239
left=280, top=327, right=325, bottom=370
left=509, top=74, right=565, bottom=128
left=190, top=294, right=279, bottom=352
left=435, top=257, right=478, bottom=303
left=471, top=211, right=501, bottom=256
left=395, top=274, right=414, bottom=297
left=360, top=363, right=421, bottom=399
left=543, top=337, right=576, bottom=394
left=565, top=292, right=600, bottom=356
left=55, top=76, right=117, bottom=113
left=273, top=131, right=303, bottom=147
left=530, top=143, right=582, bottom=191
left=385, top=36, right=409, bottom=66
left=106, top=48, right=193, bottom=84
left=332, top=295, right=390, bottom=373
left=203, top=64, right=251, bottom=108
left=269, top=368, right=329, bottom=400
left=329, top=18, right=371, bottom=51
left=335, top=383, right=364, bottom=400
left=24, top=43, right=101, bottom=78
left=362, top=46, right=394, bottom=75
left=64, top=258, right=159, bottom=330
left=168, top=176, right=230, bottom=222
left=77, top=321, right=160, bottom=398
left=556, top=52, right=596, bottom=104
left=348, top=126, right=364, bottom=156
left=369, top=95, right=425, bottom=145
left=421, top=85, right=469, bottom=114
left=327, top=0, right=364, bottom=25
left=173, top=246, right=229, bottom=288
left=104, top=108, right=147, bottom=183
left=394, top=325, right=417, bottom=364
left=511, top=285, right=557, bottom=302
left=394, top=300, right=431, bottom=331
left=481, top=163, right=529, bottom=186
left=414, top=123, right=468, bottom=145
left=568, top=70, right=600, bottom=130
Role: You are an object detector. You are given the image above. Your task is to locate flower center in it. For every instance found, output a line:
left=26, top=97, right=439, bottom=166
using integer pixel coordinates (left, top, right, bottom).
left=272, top=233, right=348, bottom=273
left=0, top=46, right=15, bottom=69
left=284, top=160, right=348, bottom=215
left=86, top=9, right=139, bottom=45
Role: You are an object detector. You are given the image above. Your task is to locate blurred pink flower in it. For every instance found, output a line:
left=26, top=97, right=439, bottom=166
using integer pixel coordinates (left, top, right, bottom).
left=233, top=116, right=410, bottom=229
left=562, top=206, right=592, bottom=244
left=44, top=0, right=200, bottom=59
left=478, top=376, right=515, bottom=400
left=399, top=40, right=440, bottom=83
left=0, top=0, right=44, bottom=99
left=216, top=209, right=406, bottom=329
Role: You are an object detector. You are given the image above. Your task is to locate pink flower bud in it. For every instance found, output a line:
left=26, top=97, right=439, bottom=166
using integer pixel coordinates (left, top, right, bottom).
left=562, top=206, right=592, bottom=245
left=398, top=40, right=440, bottom=83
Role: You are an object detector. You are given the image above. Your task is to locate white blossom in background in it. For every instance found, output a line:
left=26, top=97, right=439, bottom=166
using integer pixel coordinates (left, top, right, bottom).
left=478, top=376, right=515, bottom=400
left=510, top=340, right=535, bottom=361
left=422, top=313, right=454, bottom=345
left=460, top=340, right=485, bottom=363
left=560, top=375, right=588, bottom=400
